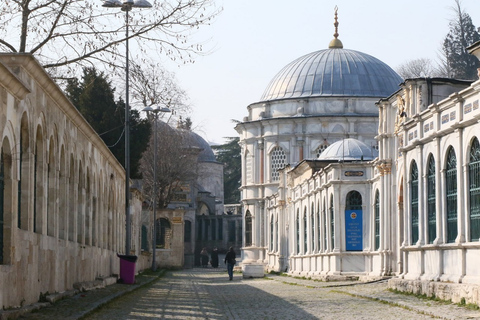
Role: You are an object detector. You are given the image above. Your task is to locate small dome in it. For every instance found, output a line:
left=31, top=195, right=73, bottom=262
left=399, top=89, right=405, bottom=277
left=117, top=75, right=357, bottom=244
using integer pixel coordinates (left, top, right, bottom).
left=260, top=48, right=402, bottom=101
left=318, top=138, right=378, bottom=161
left=184, top=131, right=217, bottom=162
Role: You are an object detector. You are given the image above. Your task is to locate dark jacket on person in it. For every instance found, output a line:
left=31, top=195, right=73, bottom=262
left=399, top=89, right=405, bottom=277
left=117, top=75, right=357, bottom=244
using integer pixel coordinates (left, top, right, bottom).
left=224, top=250, right=236, bottom=264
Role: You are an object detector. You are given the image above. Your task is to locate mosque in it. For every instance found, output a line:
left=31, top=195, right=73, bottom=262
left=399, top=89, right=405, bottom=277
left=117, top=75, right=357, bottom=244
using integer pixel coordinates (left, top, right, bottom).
left=236, top=10, right=480, bottom=304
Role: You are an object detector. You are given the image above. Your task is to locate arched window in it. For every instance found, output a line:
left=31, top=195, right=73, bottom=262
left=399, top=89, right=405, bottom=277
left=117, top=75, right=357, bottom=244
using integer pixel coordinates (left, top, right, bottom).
left=323, top=198, right=327, bottom=252
left=270, top=215, right=274, bottom=251
left=303, top=208, right=307, bottom=254
left=271, top=146, right=286, bottom=181
left=330, top=195, right=335, bottom=251
left=296, top=209, right=300, bottom=254
left=469, top=138, right=480, bottom=241
left=156, top=218, right=171, bottom=249
left=427, top=156, right=436, bottom=243
left=245, top=211, right=252, bottom=246
left=275, top=216, right=278, bottom=252
left=317, top=201, right=321, bottom=252
left=346, top=191, right=362, bottom=210
left=410, top=161, right=419, bottom=244
left=374, top=190, right=380, bottom=251
left=1, top=140, right=13, bottom=264
left=446, top=148, right=457, bottom=243
left=311, top=203, right=315, bottom=252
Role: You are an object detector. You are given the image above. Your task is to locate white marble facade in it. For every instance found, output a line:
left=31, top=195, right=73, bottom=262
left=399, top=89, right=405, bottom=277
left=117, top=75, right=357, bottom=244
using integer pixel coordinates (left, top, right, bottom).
left=237, top=35, right=480, bottom=302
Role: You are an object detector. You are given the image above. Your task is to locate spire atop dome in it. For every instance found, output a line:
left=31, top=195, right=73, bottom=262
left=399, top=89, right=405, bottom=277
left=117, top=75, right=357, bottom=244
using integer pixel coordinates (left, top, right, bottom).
left=328, top=6, right=343, bottom=49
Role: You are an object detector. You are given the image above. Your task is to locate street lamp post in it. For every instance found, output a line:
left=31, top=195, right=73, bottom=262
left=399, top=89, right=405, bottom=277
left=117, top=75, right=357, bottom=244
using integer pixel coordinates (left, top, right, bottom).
left=102, top=0, right=152, bottom=255
left=142, top=106, right=171, bottom=271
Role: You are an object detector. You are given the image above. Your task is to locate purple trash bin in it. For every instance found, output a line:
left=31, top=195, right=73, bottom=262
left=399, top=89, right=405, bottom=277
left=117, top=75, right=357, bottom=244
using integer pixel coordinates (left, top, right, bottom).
left=117, top=254, right=138, bottom=284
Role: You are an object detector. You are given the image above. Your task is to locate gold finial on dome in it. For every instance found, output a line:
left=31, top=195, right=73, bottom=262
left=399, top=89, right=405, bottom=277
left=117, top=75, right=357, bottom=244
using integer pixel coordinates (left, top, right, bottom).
left=328, top=6, right=343, bottom=49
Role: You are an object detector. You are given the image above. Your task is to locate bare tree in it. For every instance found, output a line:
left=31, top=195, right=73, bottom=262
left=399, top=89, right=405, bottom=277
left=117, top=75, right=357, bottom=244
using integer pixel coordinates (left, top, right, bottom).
left=0, top=0, right=221, bottom=74
left=129, top=60, right=190, bottom=120
left=140, top=122, right=198, bottom=209
left=396, top=58, right=443, bottom=79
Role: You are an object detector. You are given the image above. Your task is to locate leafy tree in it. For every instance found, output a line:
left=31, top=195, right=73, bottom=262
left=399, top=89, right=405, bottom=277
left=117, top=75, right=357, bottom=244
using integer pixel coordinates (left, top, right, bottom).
left=0, top=0, right=221, bottom=73
left=440, top=0, right=480, bottom=79
left=65, top=67, right=150, bottom=178
left=212, top=137, right=241, bottom=204
left=140, top=122, right=198, bottom=209
left=177, top=117, right=193, bottom=130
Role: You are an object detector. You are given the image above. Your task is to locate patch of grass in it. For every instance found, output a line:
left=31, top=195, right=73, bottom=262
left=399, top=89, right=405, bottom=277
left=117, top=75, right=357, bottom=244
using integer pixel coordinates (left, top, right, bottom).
left=388, top=288, right=450, bottom=305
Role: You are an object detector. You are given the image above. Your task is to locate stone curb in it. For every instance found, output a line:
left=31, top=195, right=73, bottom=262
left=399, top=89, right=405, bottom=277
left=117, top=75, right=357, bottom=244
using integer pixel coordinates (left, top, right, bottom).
left=0, top=270, right=165, bottom=320
left=77, top=270, right=166, bottom=320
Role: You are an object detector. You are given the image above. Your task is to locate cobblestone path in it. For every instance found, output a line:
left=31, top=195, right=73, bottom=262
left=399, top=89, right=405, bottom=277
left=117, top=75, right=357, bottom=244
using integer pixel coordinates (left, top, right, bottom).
left=81, top=269, right=480, bottom=320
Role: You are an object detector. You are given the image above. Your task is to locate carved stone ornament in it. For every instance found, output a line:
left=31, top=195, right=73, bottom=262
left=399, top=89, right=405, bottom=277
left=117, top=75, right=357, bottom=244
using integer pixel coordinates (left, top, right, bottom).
left=394, top=95, right=406, bottom=134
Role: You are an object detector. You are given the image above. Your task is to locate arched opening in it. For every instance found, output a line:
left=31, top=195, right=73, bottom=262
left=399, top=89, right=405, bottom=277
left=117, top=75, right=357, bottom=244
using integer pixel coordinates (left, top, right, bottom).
left=469, top=137, right=480, bottom=241
left=34, top=126, right=45, bottom=234
left=445, top=147, right=457, bottom=243
left=410, top=161, right=419, bottom=244
left=329, top=195, right=334, bottom=251
left=0, top=139, right=13, bottom=264
left=270, top=215, right=273, bottom=251
left=18, top=113, right=29, bottom=231
left=345, top=190, right=362, bottom=251
left=427, top=155, right=436, bottom=244
left=156, top=218, right=171, bottom=249
left=58, top=147, right=67, bottom=240
left=47, top=136, right=55, bottom=237
left=303, top=207, right=307, bottom=254
left=296, top=209, right=300, bottom=254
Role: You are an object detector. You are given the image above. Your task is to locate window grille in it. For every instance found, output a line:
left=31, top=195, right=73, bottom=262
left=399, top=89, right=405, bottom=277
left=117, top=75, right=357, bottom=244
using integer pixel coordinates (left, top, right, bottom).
left=296, top=210, right=300, bottom=254
left=311, top=203, right=315, bottom=252
left=317, top=202, right=321, bottom=252
left=271, top=147, right=286, bottom=181
left=410, top=162, right=419, bottom=244
left=446, top=148, right=457, bottom=243
left=427, top=156, right=436, bottom=244
left=275, top=217, right=278, bottom=252
left=330, top=195, right=335, bottom=250
left=315, top=144, right=329, bottom=158
left=469, top=138, right=480, bottom=241
left=346, top=191, right=362, bottom=210
left=245, top=211, right=252, bottom=246
left=303, top=209, right=307, bottom=254
left=270, top=216, right=274, bottom=251
left=374, top=190, right=380, bottom=250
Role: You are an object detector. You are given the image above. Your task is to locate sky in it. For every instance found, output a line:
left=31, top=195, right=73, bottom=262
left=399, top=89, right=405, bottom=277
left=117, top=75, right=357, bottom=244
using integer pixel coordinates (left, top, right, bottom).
left=159, top=0, right=480, bottom=145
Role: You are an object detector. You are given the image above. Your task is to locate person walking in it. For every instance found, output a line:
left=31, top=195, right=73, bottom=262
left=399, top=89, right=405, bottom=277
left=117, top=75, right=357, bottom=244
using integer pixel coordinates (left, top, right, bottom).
left=224, top=246, right=236, bottom=280
left=200, top=247, right=209, bottom=268
left=211, top=247, right=219, bottom=268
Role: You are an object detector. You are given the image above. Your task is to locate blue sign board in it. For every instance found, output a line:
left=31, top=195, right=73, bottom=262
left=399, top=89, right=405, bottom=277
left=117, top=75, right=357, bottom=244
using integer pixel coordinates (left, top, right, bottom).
left=345, top=210, right=363, bottom=251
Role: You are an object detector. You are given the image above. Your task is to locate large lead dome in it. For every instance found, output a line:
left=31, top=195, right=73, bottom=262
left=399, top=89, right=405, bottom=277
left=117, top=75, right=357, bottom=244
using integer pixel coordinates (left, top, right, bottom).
left=260, top=48, right=402, bottom=101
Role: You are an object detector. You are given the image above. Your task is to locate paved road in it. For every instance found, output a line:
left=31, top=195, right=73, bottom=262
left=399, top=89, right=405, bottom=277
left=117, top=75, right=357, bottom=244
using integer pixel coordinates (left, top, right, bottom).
left=82, top=268, right=480, bottom=320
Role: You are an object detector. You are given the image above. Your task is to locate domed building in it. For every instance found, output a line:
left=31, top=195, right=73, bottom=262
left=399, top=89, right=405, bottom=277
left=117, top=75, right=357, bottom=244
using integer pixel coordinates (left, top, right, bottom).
left=235, top=12, right=402, bottom=277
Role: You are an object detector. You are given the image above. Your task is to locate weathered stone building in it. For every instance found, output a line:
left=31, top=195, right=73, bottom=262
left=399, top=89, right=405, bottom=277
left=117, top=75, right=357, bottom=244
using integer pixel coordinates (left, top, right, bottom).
left=0, top=53, right=148, bottom=309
